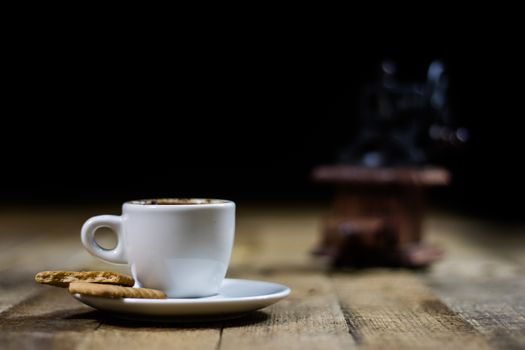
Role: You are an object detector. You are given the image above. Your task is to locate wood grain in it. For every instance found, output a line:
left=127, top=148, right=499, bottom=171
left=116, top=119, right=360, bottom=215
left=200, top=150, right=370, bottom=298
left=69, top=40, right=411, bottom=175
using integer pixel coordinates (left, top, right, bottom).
left=1, top=205, right=524, bottom=349
left=0, top=207, right=105, bottom=350
left=220, top=273, right=356, bottom=350
left=333, top=270, right=492, bottom=350
left=0, top=284, right=41, bottom=314
left=222, top=207, right=356, bottom=349
left=0, top=286, right=99, bottom=349
left=72, top=326, right=221, bottom=350
left=423, top=213, right=525, bottom=349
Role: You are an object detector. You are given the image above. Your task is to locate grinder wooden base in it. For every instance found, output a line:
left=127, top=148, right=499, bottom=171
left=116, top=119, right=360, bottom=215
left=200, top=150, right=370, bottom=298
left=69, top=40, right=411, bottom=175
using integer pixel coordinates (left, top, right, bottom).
left=312, top=166, right=449, bottom=268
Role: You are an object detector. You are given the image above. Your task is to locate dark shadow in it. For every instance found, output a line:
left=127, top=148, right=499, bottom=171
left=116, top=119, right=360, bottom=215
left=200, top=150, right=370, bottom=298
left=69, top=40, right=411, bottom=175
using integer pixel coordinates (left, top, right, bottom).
left=339, top=303, right=363, bottom=345
left=0, top=308, right=99, bottom=332
left=65, top=310, right=105, bottom=320
left=65, top=309, right=270, bottom=329
left=420, top=300, right=458, bottom=317
left=221, top=310, right=270, bottom=328
left=1, top=308, right=270, bottom=333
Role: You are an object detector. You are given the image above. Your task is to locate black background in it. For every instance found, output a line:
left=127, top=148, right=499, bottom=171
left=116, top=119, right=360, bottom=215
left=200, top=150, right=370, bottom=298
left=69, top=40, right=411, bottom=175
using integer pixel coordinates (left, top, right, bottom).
left=2, top=22, right=524, bottom=220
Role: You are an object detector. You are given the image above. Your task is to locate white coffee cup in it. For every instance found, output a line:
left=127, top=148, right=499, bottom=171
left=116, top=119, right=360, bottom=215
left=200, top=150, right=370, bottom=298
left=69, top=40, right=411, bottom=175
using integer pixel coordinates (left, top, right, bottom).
left=80, top=198, right=235, bottom=298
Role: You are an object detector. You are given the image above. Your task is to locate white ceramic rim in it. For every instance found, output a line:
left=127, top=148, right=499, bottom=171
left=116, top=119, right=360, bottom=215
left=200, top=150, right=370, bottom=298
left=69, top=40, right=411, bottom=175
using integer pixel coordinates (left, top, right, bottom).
left=124, top=198, right=234, bottom=208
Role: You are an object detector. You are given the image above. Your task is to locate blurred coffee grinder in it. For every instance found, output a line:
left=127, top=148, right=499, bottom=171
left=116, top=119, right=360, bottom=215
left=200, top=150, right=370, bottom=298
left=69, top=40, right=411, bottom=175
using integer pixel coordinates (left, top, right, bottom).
left=313, top=60, right=468, bottom=268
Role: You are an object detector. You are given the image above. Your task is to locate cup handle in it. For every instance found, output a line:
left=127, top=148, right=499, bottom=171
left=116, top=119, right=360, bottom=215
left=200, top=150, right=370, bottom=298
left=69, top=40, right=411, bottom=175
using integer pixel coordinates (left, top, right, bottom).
left=80, top=215, right=127, bottom=264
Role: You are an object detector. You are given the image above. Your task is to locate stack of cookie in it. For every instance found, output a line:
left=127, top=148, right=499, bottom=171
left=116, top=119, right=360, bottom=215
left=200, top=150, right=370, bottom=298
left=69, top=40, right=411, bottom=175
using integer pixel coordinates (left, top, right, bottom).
left=35, top=271, right=166, bottom=299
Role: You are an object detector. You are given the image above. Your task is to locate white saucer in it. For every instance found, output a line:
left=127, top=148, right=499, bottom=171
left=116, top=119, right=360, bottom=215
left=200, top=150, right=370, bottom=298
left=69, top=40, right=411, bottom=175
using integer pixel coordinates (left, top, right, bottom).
left=73, top=278, right=290, bottom=322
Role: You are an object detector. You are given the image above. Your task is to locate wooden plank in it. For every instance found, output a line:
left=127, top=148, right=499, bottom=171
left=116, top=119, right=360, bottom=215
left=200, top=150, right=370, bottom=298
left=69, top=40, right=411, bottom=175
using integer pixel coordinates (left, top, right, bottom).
left=219, top=273, right=356, bottom=350
left=74, top=206, right=333, bottom=350
left=333, top=270, right=493, bottom=350
left=0, top=207, right=106, bottom=350
left=70, top=326, right=221, bottom=350
left=0, top=286, right=99, bottom=349
left=427, top=279, right=525, bottom=350
left=0, top=206, right=95, bottom=276
left=5, top=205, right=521, bottom=350
left=0, top=333, right=55, bottom=350
left=0, top=284, right=41, bottom=314
left=0, top=236, right=80, bottom=274
left=424, top=213, right=522, bottom=281
left=47, top=249, right=221, bottom=350
left=221, top=207, right=355, bottom=349
left=0, top=277, right=220, bottom=350
left=422, top=212, right=525, bottom=349
left=16, top=207, right=291, bottom=350
left=229, top=205, right=326, bottom=275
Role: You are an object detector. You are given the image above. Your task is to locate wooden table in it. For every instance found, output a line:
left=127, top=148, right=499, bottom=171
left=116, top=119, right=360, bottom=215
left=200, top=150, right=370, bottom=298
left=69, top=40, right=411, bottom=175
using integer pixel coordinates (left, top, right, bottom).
left=1, top=204, right=524, bottom=350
